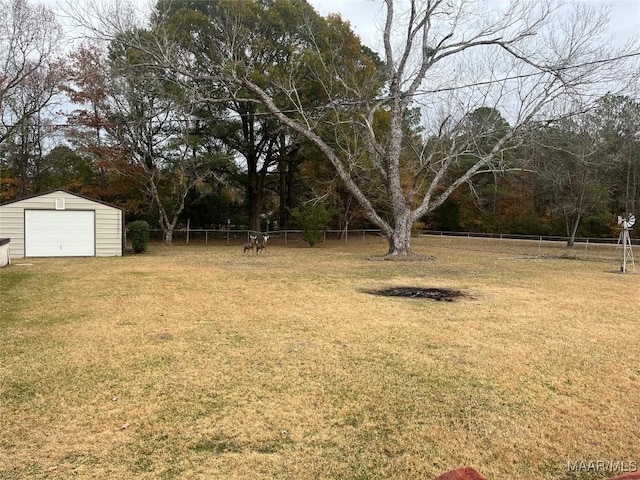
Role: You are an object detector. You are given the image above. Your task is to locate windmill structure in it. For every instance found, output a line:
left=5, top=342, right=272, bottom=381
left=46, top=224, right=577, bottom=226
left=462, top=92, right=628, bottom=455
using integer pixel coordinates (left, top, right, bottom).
left=617, top=214, right=636, bottom=273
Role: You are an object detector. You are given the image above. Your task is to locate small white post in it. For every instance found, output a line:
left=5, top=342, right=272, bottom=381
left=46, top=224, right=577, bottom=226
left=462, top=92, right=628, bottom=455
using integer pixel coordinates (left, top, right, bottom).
left=584, top=238, right=589, bottom=260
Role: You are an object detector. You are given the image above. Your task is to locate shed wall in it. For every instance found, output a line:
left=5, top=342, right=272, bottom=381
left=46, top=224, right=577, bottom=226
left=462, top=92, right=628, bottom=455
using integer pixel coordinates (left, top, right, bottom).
left=0, top=191, right=123, bottom=258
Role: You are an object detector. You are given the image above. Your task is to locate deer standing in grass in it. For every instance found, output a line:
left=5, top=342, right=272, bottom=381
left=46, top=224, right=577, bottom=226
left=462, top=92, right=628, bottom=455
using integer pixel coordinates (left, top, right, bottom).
left=255, top=234, right=269, bottom=254
left=243, top=235, right=257, bottom=254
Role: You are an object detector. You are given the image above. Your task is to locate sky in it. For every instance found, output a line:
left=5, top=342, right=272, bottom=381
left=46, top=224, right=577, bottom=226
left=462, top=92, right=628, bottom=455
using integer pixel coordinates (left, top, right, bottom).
left=40, top=0, right=639, bottom=54
left=33, top=0, right=640, bottom=144
left=308, top=0, right=640, bottom=52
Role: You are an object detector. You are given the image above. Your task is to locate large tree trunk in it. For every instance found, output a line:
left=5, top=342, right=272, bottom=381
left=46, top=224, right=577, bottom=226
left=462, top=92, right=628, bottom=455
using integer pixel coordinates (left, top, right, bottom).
left=245, top=148, right=269, bottom=232
left=278, top=153, right=298, bottom=229
left=158, top=214, right=174, bottom=246
left=566, top=211, right=582, bottom=248
left=385, top=211, right=413, bottom=257
left=164, top=228, right=173, bottom=246
left=248, top=185, right=262, bottom=231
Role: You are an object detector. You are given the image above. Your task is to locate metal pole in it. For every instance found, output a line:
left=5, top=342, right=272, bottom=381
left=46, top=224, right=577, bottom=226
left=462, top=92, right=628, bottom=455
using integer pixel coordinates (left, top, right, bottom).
left=623, top=229, right=628, bottom=273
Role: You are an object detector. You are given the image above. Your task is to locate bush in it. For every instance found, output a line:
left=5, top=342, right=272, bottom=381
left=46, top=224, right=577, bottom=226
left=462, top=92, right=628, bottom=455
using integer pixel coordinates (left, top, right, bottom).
left=291, top=204, right=332, bottom=247
left=129, top=220, right=150, bottom=253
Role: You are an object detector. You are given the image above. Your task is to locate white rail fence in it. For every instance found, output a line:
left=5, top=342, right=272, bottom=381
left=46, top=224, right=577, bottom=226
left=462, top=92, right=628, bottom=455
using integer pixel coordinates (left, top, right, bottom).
left=141, top=228, right=638, bottom=264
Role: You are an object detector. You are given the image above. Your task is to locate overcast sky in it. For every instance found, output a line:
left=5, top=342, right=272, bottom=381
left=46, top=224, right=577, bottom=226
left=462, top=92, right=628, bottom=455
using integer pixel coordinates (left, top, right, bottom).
left=308, top=0, right=640, bottom=52
left=42, top=0, right=639, bottom=52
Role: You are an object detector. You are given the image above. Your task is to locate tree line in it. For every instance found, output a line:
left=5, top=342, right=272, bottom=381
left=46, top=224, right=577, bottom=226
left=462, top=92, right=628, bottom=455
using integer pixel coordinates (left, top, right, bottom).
left=1, top=0, right=638, bottom=253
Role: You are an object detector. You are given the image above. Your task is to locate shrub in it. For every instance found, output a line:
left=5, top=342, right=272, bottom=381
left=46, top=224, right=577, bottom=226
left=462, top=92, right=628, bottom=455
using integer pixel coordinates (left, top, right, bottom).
left=291, top=204, right=332, bottom=247
left=129, top=220, right=150, bottom=253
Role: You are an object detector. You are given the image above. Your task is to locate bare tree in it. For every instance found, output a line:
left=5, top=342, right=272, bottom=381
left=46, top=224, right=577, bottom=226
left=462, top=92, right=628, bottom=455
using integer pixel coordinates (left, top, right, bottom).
left=0, top=0, right=64, bottom=146
left=0, top=67, right=65, bottom=196
left=531, top=117, right=611, bottom=247
left=100, top=41, right=221, bottom=245
left=590, top=94, right=640, bottom=220
left=237, top=0, right=639, bottom=256
left=72, top=0, right=640, bottom=256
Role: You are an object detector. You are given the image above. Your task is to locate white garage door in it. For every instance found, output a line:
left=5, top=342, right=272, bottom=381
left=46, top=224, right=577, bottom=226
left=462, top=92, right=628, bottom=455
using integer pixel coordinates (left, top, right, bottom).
left=25, top=210, right=95, bottom=257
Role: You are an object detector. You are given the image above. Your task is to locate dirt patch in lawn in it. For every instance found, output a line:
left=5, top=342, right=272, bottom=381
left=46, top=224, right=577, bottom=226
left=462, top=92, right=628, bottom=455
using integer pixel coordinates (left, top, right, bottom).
left=365, top=286, right=470, bottom=301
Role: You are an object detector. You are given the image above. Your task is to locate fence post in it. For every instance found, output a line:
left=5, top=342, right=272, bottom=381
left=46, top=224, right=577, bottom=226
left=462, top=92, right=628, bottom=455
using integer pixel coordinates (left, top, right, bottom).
left=584, top=238, right=589, bottom=260
left=538, top=236, right=542, bottom=256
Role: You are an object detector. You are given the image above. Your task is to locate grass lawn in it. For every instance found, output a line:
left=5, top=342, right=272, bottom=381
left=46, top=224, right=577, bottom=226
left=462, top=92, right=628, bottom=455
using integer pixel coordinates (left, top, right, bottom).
left=1, top=238, right=638, bottom=480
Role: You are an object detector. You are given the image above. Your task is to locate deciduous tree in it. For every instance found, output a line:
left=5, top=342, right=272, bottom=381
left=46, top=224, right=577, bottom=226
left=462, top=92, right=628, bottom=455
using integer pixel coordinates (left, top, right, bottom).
left=591, top=94, right=640, bottom=219
left=531, top=117, right=612, bottom=246
left=0, top=0, right=64, bottom=146
left=232, top=0, right=639, bottom=256
left=73, top=0, right=640, bottom=255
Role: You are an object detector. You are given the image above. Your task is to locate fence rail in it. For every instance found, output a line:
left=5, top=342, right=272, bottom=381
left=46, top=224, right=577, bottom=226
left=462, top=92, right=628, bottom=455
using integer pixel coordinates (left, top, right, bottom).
left=147, top=227, right=639, bottom=244
left=147, top=228, right=387, bottom=246
left=425, top=231, right=637, bottom=264
left=141, top=227, right=637, bottom=266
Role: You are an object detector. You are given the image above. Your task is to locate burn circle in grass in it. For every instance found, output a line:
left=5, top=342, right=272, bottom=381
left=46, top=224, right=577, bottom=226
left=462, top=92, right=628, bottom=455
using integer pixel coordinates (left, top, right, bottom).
left=367, top=287, right=468, bottom=302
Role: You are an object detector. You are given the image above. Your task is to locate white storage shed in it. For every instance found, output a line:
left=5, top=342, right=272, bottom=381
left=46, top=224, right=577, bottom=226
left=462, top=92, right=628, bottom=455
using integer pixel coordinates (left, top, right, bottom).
left=0, top=190, right=124, bottom=258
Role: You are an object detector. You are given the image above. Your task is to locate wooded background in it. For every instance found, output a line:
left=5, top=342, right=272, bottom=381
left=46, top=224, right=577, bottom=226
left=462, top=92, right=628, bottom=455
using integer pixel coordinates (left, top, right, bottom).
left=1, top=0, right=638, bottom=249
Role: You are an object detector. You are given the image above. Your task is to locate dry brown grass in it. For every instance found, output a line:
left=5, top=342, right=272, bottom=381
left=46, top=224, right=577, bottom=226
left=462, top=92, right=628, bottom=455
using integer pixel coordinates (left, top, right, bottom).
left=0, top=238, right=638, bottom=480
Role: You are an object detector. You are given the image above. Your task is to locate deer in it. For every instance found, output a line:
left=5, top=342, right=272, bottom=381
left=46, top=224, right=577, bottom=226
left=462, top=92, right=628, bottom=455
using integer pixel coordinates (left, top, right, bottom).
left=243, top=234, right=257, bottom=254
left=255, top=234, right=269, bottom=254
